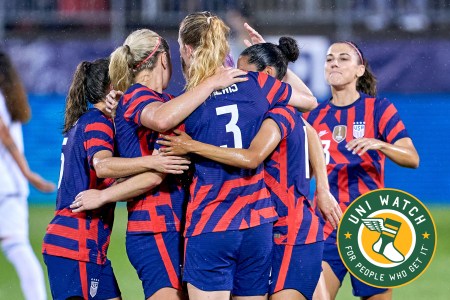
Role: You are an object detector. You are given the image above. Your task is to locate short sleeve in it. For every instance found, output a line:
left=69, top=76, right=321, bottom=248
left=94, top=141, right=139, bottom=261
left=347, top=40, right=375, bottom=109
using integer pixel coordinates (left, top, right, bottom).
left=375, top=98, right=410, bottom=144
left=254, top=72, right=292, bottom=109
left=84, top=117, right=114, bottom=166
left=265, top=105, right=297, bottom=139
left=123, top=86, right=164, bottom=126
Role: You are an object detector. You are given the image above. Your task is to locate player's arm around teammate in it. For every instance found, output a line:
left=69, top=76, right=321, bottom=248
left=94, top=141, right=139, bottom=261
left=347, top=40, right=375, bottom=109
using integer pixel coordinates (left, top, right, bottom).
left=43, top=58, right=127, bottom=300
left=159, top=34, right=341, bottom=300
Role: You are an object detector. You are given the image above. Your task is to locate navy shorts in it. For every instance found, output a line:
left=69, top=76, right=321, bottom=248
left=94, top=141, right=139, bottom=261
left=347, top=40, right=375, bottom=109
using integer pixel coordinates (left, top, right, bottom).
left=183, top=223, right=273, bottom=296
left=126, top=231, right=183, bottom=299
left=323, top=242, right=388, bottom=297
left=270, top=241, right=324, bottom=300
left=43, top=254, right=120, bottom=300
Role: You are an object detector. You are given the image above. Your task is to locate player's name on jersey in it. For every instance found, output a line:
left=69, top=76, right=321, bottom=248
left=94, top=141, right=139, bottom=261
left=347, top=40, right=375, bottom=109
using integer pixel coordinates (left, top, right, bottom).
left=337, top=188, right=436, bottom=288
left=213, top=84, right=238, bottom=96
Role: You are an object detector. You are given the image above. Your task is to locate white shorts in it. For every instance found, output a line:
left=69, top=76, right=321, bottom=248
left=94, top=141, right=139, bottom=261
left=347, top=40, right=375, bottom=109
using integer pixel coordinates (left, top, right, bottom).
left=0, top=195, right=28, bottom=239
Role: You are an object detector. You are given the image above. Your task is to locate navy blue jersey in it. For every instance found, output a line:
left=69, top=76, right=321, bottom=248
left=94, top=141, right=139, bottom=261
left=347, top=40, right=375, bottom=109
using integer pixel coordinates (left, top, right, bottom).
left=304, top=93, right=410, bottom=241
left=266, top=107, right=322, bottom=245
left=183, top=72, right=292, bottom=237
left=115, top=83, right=187, bottom=234
left=43, top=108, right=115, bottom=264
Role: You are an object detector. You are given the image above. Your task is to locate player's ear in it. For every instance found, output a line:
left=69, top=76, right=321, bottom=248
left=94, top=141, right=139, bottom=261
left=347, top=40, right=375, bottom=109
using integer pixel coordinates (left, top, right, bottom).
left=161, top=52, right=168, bottom=70
left=184, top=44, right=194, bottom=58
left=356, top=64, right=365, bottom=78
left=263, top=66, right=276, bottom=78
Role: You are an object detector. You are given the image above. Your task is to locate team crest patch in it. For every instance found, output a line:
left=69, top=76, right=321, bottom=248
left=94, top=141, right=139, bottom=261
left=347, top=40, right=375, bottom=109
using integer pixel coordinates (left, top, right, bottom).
left=332, top=125, right=347, bottom=143
left=90, top=278, right=99, bottom=298
left=353, top=121, right=365, bottom=138
left=337, top=189, right=436, bottom=288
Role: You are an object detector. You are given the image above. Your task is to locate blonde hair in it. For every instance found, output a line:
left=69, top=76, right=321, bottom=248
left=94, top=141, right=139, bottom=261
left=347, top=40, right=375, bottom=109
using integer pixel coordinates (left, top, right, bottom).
left=109, top=29, right=169, bottom=92
left=179, top=12, right=230, bottom=91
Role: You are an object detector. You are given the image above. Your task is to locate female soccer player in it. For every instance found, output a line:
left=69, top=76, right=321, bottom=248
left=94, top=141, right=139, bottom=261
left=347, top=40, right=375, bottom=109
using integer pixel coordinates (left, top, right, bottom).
left=158, top=29, right=342, bottom=300
left=0, top=50, right=54, bottom=300
left=175, top=12, right=319, bottom=300
left=73, top=29, right=247, bottom=300
left=304, top=41, right=419, bottom=300
left=42, top=58, right=190, bottom=300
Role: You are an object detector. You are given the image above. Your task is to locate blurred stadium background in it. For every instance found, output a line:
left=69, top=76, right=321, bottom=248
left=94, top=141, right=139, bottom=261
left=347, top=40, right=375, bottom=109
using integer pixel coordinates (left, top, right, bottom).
left=0, top=0, right=449, bottom=299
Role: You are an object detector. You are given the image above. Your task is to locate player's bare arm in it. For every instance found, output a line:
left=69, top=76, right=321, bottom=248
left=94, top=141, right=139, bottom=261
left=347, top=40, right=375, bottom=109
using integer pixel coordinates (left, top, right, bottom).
left=345, top=137, right=419, bottom=168
left=0, top=116, right=55, bottom=193
left=304, top=119, right=342, bottom=229
left=158, top=118, right=282, bottom=169
left=92, top=149, right=190, bottom=178
left=140, top=67, right=248, bottom=133
left=70, top=171, right=164, bottom=212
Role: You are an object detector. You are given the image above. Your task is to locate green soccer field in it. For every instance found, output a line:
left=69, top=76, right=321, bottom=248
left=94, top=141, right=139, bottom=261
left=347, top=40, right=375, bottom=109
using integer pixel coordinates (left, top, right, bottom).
left=1, top=203, right=448, bottom=299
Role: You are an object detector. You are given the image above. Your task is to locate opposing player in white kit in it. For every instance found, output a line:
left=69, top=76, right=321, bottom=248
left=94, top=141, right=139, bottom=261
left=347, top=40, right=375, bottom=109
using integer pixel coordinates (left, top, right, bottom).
left=0, top=50, right=55, bottom=300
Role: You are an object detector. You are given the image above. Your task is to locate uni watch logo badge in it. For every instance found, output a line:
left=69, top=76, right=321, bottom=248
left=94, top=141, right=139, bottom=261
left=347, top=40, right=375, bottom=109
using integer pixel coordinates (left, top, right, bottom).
left=338, top=188, right=436, bottom=288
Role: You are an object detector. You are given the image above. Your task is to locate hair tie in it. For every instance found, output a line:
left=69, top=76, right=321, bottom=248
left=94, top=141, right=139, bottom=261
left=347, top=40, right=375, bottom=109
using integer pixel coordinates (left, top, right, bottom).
left=135, top=37, right=161, bottom=70
left=344, top=41, right=364, bottom=64
left=206, top=16, right=212, bottom=25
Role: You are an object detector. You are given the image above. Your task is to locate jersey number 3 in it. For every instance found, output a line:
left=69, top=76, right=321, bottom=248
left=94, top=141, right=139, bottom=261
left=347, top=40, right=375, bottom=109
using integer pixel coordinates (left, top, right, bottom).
left=216, top=104, right=243, bottom=148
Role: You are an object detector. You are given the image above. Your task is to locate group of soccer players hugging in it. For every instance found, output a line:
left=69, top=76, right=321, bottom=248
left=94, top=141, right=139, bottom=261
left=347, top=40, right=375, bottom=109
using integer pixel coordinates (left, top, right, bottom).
left=41, top=10, right=419, bottom=300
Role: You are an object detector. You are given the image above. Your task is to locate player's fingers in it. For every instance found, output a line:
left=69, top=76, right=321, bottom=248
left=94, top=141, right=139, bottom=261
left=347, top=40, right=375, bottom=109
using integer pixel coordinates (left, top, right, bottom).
left=69, top=200, right=82, bottom=209
left=335, top=203, right=343, bottom=218
left=332, top=210, right=341, bottom=227
left=171, top=158, right=191, bottom=165
left=159, top=134, right=174, bottom=141
left=156, top=140, right=171, bottom=146
left=357, top=144, right=371, bottom=156
left=244, top=22, right=260, bottom=37
left=74, top=191, right=84, bottom=201
left=234, top=76, right=248, bottom=83
left=325, top=212, right=337, bottom=229
left=345, top=140, right=358, bottom=150
left=71, top=206, right=85, bottom=213
left=351, top=141, right=366, bottom=155
left=243, top=39, right=252, bottom=47
left=231, top=68, right=247, bottom=76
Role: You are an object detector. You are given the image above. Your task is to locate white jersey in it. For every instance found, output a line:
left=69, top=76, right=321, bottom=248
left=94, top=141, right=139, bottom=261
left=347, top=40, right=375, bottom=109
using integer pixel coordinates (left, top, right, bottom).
left=0, top=91, right=29, bottom=197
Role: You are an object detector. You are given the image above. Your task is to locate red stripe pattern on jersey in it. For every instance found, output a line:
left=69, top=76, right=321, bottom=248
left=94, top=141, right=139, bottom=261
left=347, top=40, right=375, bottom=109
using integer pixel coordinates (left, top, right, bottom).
left=266, top=107, right=323, bottom=245
left=183, top=72, right=292, bottom=237
left=114, top=83, right=186, bottom=234
left=304, top=93, right=410, bottom=242
left=43, top=109, right=116, bottom=264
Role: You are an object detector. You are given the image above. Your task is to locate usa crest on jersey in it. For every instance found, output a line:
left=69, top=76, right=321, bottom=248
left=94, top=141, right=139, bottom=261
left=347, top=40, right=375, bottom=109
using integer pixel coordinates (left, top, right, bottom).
left=353, top=121, right=365, bottom=138
left=90, top=278, right=99, bottom=298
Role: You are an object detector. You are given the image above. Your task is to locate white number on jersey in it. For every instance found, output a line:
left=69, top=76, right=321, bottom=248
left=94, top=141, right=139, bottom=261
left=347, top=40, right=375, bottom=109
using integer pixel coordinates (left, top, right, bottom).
left=216, top=104, right=243, bottom=148
left=57, top=137, right=68, bottom=189
left=322, top=139, right=331, bottom=165
left=303, top=125, right=310, bottom=179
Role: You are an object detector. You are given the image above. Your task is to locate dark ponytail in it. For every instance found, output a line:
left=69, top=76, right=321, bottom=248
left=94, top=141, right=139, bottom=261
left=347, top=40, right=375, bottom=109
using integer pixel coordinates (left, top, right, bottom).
left=358, top=60, right=377, bottom=97
left=240, top=36, right=299, bottom=80
left=63, top=58, right=110, bottom=133
left=278, top=37, right=299, bottom=63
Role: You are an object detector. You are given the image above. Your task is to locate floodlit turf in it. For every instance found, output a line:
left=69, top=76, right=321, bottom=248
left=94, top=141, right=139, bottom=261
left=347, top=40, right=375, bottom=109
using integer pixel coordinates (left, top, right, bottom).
left=0, top=203, right=448, bottom=299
